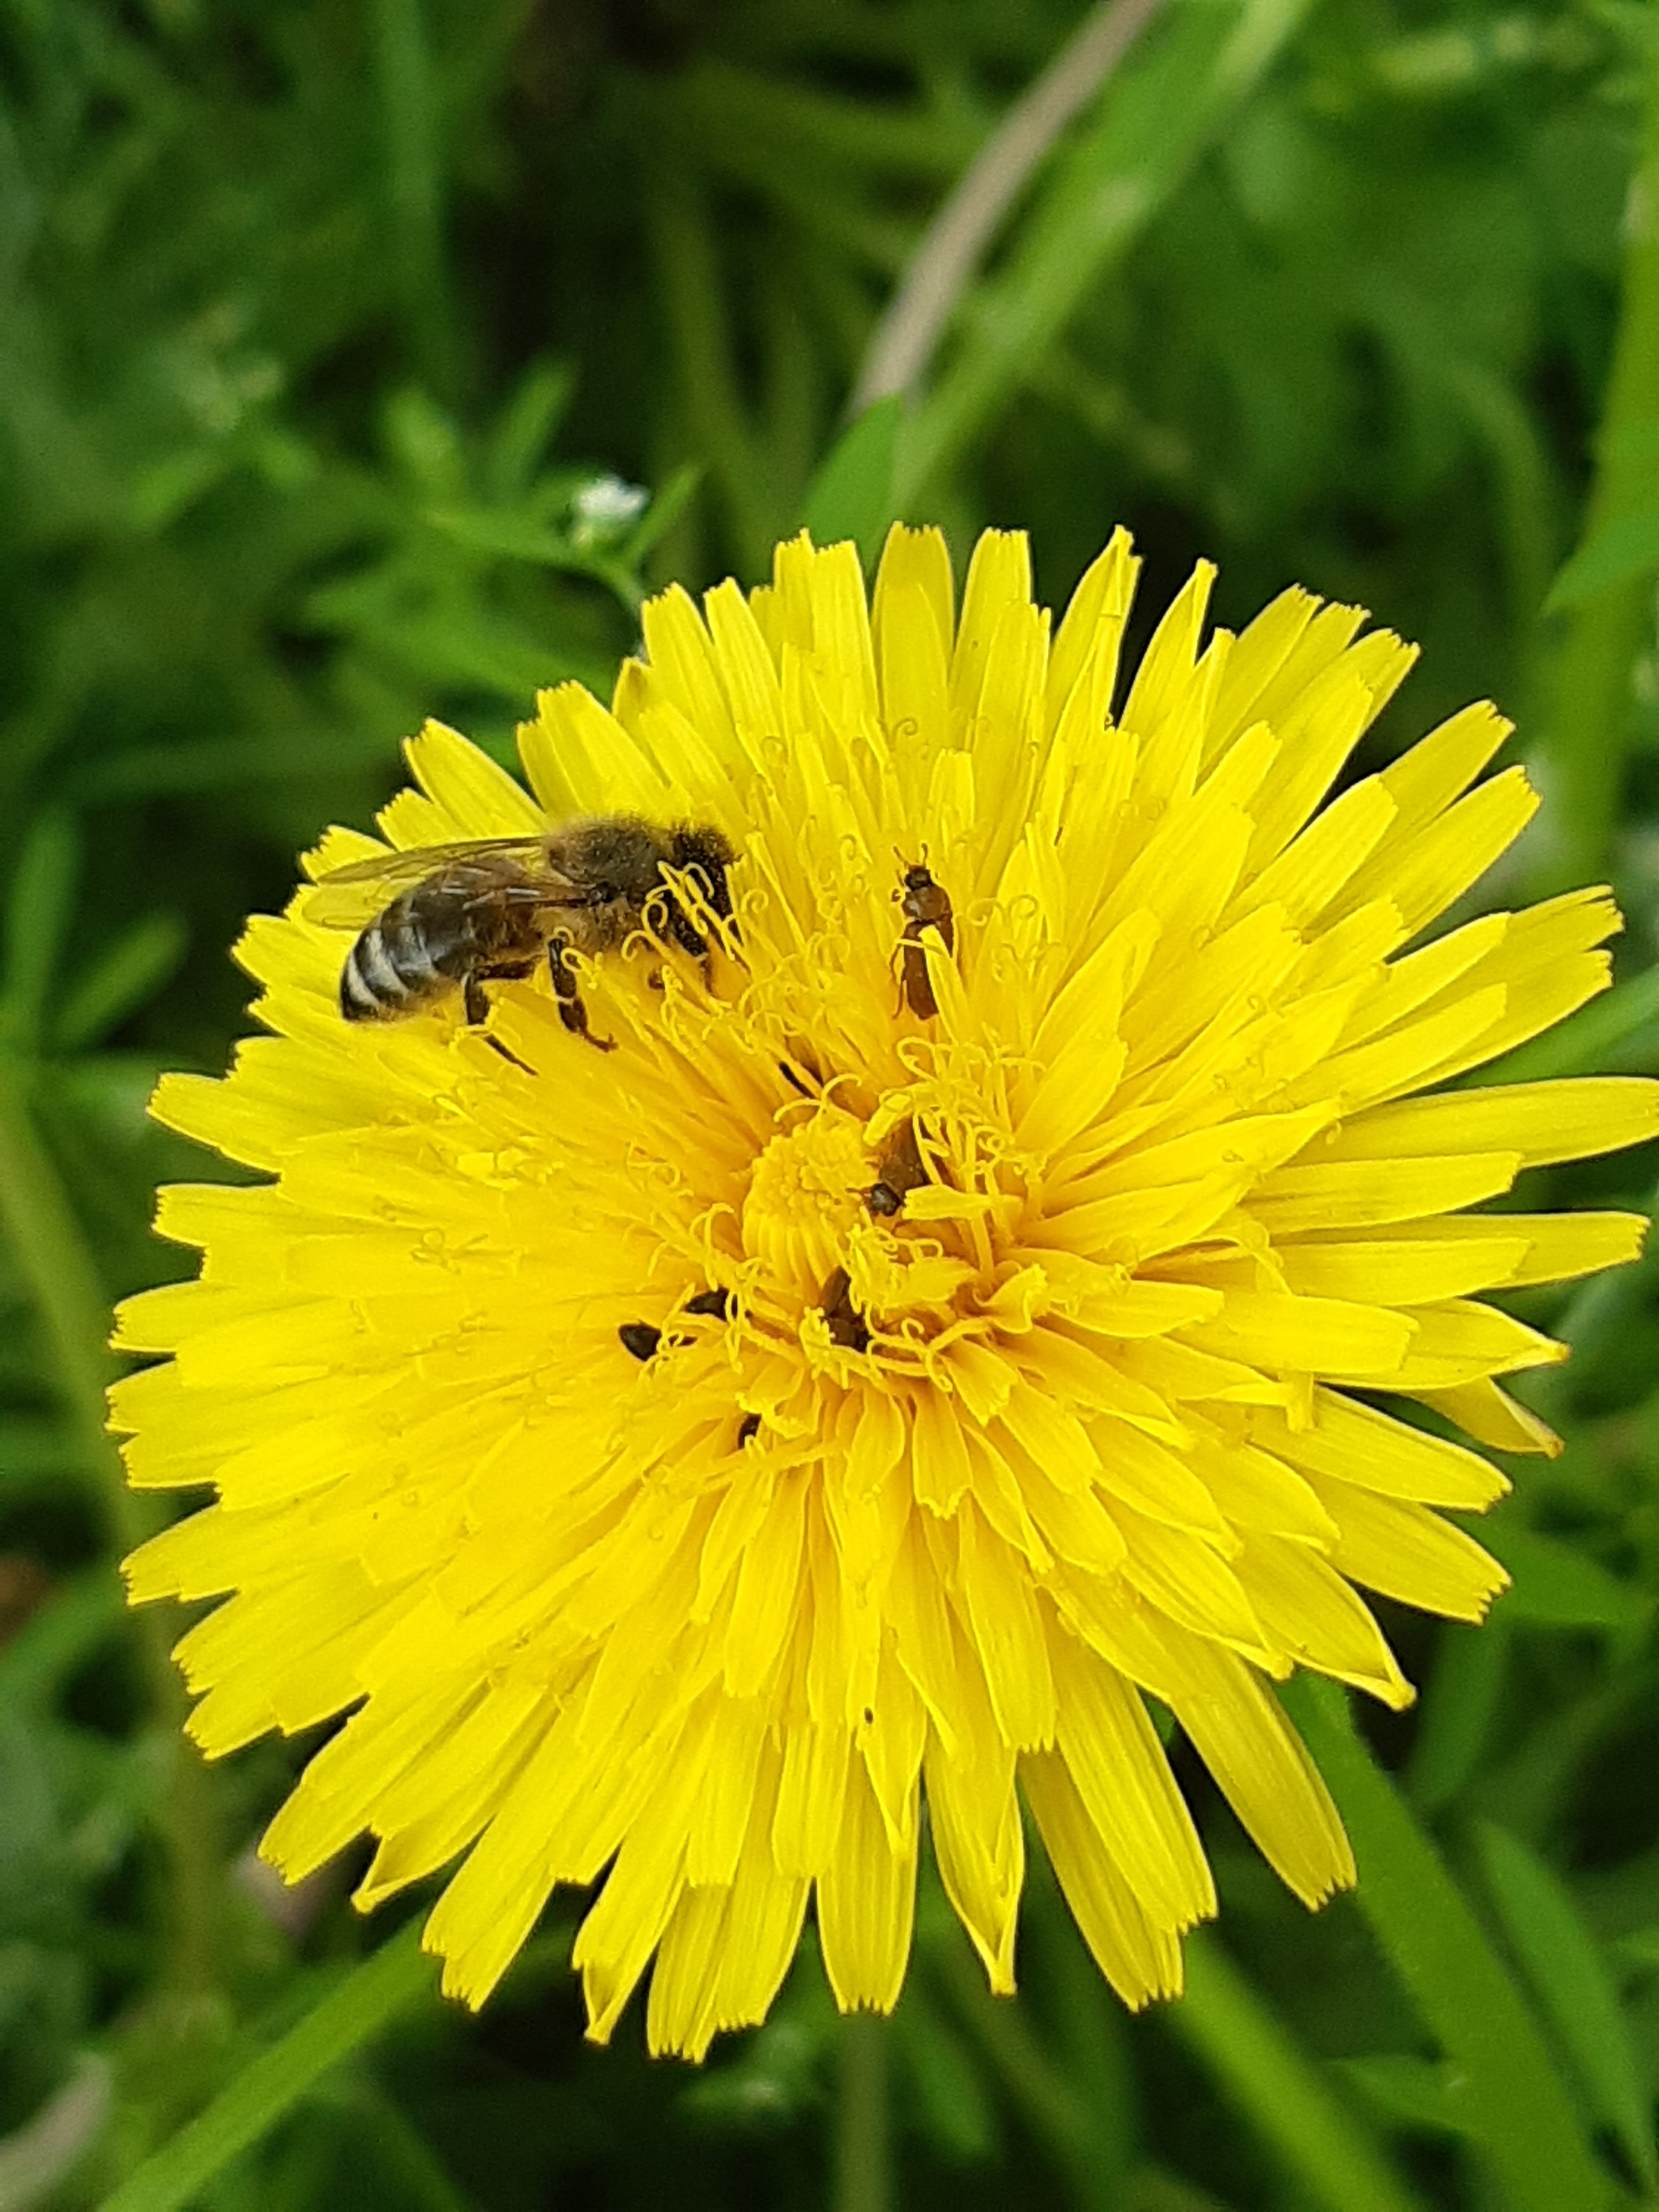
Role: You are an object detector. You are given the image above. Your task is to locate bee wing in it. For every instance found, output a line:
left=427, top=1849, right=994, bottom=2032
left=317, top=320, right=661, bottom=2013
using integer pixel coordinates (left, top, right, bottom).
left=301, top=837, right=557, bottom=929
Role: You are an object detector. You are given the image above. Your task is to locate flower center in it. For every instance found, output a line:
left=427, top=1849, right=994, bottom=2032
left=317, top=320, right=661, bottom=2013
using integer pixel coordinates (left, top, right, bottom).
left=741, top=1109, right=867, bottom=1299
left=727, top=1068, right=1030, bottom=1392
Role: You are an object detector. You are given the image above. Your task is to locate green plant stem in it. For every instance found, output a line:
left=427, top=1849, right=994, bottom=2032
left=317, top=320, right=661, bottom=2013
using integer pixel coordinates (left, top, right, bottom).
left=851, top=0, right=1170, bottom=412
left=1537, top=49, right=1659, bottom=892
left=834, top=2011, right=891, bottom=2212
left=931, top=1920, right=1119, bottom=2210
left=1285, top=1675, right=1612, bottom=2212
left=897, top=0, right=1310, bottom=503
left=97, top=1922, right=437, bottom=2212
left=1168, top=1933, right=1424, bottom=2212
left=0, top=1054, right=222, bottom=2000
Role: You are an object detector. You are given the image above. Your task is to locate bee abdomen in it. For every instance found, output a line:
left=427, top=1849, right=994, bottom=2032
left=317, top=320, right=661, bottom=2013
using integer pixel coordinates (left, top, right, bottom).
left=339, top=914, right=445, bottom=1022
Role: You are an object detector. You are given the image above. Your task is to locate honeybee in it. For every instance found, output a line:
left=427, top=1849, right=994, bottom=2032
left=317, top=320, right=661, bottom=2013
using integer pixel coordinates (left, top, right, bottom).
left=307, top=816, right=736, bottom=1042
left=898, top=858, right=954, bottom=1020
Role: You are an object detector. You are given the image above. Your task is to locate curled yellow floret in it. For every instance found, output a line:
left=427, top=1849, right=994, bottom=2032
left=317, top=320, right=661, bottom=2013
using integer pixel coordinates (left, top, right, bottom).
left=113, top=526, right=1657, bottom=2057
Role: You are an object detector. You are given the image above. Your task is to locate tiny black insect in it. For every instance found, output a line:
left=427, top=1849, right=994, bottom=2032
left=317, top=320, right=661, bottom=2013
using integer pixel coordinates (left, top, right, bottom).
left=864, top=1118, right=927, bottom=1218
left=820, top=1267, right=870, bottom=1353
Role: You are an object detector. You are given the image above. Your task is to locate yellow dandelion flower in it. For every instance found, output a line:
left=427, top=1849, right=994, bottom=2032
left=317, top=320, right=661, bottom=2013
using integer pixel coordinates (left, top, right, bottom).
left=113, top=526, right=1657, bottom=2059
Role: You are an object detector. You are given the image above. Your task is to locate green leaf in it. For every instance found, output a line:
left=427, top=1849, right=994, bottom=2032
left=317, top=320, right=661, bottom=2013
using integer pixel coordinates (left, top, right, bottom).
left=1337, top=2053, right=1482, bottom=2139
left=2, top=813, right=80, bottom=1051
left=53, top=916, right=188, bottom=1055
left=1477, top=1824, right=1657, bottom=2190
left=422, top=508, right=582, bottom=565
left=1478, top=959, right=1659, bottom=1081
left=799, top=396, right=905, bottom=565
left=1283, top=1675, right=1614, bottom=2212
left=622, top=465, right=702, bottom=565
left=1479, top=1523, right=1652, bottom=1630
left=1405, top=1622, right=1510, bottom=1813
left=485, top=361, right=575, bottom=505
left=383, top=390, right=467, bottom=501
left=1611, top=1926, right=1659, bottom=1974
left=1546, top=497, right=1659, bottom=611
left=96, top=1922, right=437, bottom=2212
left=126, top=446, right=241, bottom=536
left=1167, top=1935, right=1424, bottom=2212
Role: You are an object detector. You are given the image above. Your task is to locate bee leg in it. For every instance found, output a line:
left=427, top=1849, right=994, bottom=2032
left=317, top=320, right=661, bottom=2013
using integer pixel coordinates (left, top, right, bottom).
left=464, top=960, right=535, bottom=1027
left=548, top=936, right=616, bottom=1052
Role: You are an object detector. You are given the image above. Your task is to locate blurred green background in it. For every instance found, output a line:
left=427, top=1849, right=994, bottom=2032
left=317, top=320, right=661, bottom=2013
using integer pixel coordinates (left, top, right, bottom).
left=8, top=1, right=1659, bottom=2206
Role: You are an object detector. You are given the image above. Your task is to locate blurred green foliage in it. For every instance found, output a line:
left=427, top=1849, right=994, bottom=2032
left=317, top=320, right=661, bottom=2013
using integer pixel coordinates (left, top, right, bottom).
left=6, top=0, right=1659, bottom=2206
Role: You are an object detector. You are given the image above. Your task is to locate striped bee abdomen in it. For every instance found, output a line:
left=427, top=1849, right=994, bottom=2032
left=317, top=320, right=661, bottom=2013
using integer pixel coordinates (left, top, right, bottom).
left=339, top=881, right=532, bottom=1023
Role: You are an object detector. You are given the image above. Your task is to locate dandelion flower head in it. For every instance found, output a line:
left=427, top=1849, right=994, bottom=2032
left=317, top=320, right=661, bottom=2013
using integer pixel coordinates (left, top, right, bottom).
left=114, top=526, right=1657, bottom=2057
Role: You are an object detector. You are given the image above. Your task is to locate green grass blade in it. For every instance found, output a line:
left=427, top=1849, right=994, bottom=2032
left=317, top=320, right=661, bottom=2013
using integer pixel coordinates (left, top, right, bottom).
left=1478, top=961, right=1659, bottom=1083
left=54, top=915, right=188, bottom=1056
left=373, top=0, right=454, bottom=395
left=1532, top=43, right=1659, bottom=892
left=1285, top=1675, right=1613, bottom=2212
left=1405, top=1622, right=1511, bottom=1814
left=96, top=1922, right=437, bottom=2212
left=1338, top=2052, right=1482, bottom=2140
left=1546, top=496, right=1659, bottom=612
left=898, top=0, right=1309, bottom=500
left=800, top=397, right=905, bottom=565
left=1167, top=1933, right=1424, bottom=2212
left=2, top=812, right=79, bottom=1052
left=928, top=1895, right=1126, bottom=2210
left=646, top=167, right=777, bottom=582
left=1476, top=1823, right=1658, bottom=2192
left=1479, top=1523, right=1652, bottom=1632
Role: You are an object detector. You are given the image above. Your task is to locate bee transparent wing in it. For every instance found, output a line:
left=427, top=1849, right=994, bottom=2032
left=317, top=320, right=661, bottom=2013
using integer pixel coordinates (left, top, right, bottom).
left=302, top=837, right=559, bottom=929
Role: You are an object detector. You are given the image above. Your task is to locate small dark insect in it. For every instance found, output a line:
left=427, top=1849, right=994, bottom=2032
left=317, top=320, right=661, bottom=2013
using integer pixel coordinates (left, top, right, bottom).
left=309, top=815, right=736, bottom=1042
left=898, top=857, right=954, bottom=1020
left=618, top=1322, right=662, bottom=1362
left=683, top=1287, right=735, bottom=1320
left=737, top=1413, right=761, bottom=1448
left=864, top=1118, right=927, bottom=1218
left=820, top=1266, right=870, bottom=1353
